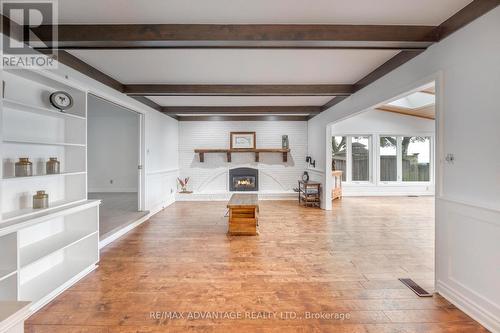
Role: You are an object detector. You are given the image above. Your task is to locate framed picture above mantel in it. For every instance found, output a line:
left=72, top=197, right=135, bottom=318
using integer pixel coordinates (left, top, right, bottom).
left=230, top=132, right=256, bottom=150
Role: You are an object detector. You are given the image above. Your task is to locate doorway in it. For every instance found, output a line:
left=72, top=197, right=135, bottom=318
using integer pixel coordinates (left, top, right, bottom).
left=326, top=80, right=438, bottom=293
left=87, top=94, right=146, bottom=240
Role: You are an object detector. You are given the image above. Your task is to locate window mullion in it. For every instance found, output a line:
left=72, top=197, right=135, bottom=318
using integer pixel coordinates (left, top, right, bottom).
left=397, top=136, right=403, bottom=182
left=347, top=136, right=352, bottom=182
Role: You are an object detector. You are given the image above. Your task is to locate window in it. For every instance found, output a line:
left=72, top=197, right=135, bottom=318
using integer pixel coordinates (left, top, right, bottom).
left=332, top=136, right=347, bottom=181
left=333, top=134, right=432, bottom=185
left=380, top=136, right=397, bottom=181
left=402, top=136, right=431, bottom=182
left=351, top=136, right=370, bottom=181
left=332, top=135, right=372, bottom=183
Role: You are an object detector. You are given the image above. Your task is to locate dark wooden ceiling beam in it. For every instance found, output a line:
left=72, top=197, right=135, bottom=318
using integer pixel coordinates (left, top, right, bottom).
left=162, top=106, right=321, bottom=115
left=353, top=50, right=424, bottom=92
left=435, top=0, right=500, bottom=40
left=307, top=96, right=349, bottom=119
left=52, top=51, right=124, bottom=92
left=130, top=96, right=165, bottom=113
left=50, top=52, right=176, bottom=117
left=321, top=96, right=349, bottom=111
left=312, top=48, right=424, bottom=114
left=30, top=24, right=437, bottom=49
left=124, top=84, right=353, bottom=96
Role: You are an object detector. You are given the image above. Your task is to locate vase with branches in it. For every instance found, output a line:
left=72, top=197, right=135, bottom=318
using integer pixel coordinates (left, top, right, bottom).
left=177, top=177, right=190, bottom=193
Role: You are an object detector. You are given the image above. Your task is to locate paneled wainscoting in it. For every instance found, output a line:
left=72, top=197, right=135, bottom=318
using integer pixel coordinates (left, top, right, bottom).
left=436, top=197, right=500, bottom=333
left=145, top=169, right=178, bottom=213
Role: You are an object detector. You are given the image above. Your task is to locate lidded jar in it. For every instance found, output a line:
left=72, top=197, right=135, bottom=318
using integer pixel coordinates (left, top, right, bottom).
left=33, top=190, right=49, bottom=209
left=15, top=157, right=33, bottom=177
left=46, top=157, right=60, bottom=174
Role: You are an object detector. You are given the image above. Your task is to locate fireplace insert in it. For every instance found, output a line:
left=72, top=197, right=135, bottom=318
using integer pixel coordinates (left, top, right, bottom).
left=229, top=168, right=259, bottom=191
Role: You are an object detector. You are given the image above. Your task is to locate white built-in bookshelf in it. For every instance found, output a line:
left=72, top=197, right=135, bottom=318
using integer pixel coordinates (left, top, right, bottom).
left=0, top=69, right=100, bottom=313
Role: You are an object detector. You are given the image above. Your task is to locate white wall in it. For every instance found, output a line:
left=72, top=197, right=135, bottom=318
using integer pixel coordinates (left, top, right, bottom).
left=178, top=120, right=307, bottom=200
left=330, top=109, right=435, bottom=196
left=308, top=7, right=500, bottom=332
left=87, top=96, right=139, bottom=193
left=8, top=49, right=181, bottom=214
left=144, top=108, right=179, bottom=211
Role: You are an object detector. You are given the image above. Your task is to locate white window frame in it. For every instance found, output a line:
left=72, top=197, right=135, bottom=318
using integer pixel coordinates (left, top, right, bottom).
left=378, top=135, right=399, bottom=183
left=376, top=133, right=435, bottom=186
left=334, top=135, right=373, bottom=184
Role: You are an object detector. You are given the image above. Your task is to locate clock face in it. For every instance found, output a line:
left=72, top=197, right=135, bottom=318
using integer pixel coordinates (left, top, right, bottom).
left=50, top=91, right=73, bottom=110
left=302, top=172, right=309, bottom=182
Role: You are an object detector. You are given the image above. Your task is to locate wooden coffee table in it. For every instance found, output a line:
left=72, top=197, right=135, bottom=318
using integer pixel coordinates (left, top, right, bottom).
left=227, top=194, right=259, bottom=236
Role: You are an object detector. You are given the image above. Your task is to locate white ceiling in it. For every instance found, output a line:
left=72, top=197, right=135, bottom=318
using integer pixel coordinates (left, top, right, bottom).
left=148, top=96, right=334, bottom=107
left=69, top=49, right=399, bottom=84
left=58, top=0, right=472, bottom=25
left=59, top=1, right=472, bottom=117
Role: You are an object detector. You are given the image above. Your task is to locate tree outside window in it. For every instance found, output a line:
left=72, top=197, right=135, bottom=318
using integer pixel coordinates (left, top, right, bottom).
left=332, top=136, right=346, bottom=181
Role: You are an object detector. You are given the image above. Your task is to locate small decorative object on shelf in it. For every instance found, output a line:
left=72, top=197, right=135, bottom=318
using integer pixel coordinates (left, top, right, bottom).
left=46, top=157, right=60, bottom=174
left=33, top=190, right=49, bottom=209
left=15, top=157, right=33, bottom=177
left=302, top=171, right=310, bottom=182
left=282, top=135, right=289, bottom=149
left=49, top=91, right=73, bottom=112
left=177, top=177, right=192, bottom=193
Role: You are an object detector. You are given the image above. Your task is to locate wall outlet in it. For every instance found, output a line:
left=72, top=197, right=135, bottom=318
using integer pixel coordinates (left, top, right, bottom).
left=110, top=179, right=113, bottom=184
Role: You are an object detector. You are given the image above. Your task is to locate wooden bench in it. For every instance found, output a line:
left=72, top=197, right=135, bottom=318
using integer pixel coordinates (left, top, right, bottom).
left=227, top=194, right=259, bottom=236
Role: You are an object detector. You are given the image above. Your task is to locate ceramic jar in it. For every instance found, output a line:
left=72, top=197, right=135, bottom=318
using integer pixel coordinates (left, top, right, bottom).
left=46, top=157, right=60, bottom=174
left=15, top=158, right=33, bottom=177
left=33, top=191, right=49, bottom=209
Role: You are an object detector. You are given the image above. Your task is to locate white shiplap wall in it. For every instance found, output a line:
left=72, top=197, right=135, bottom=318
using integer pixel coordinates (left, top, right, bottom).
left=178, top=121, right=307, bottom=196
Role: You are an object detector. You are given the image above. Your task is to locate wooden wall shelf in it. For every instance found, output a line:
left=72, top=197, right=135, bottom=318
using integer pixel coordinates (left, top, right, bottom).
left=194, top=148, right=290, bottom=163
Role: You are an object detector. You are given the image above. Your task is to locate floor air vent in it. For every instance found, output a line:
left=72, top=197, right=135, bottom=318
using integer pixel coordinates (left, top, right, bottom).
left=399, top=278, right=433, bottom=297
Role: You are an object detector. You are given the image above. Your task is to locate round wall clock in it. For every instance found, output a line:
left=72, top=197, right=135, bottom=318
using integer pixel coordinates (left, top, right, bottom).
left=49, top=91, right=73, bottom=111
left=302, top=171, right=309, bottom=182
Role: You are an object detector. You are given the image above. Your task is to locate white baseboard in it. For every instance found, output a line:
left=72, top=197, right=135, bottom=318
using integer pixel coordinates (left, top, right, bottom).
left=342, top=191, right=434, bottom=197
left=149, top=195, right=176, bottom=215
left=437, top=281, right=500, bottom=333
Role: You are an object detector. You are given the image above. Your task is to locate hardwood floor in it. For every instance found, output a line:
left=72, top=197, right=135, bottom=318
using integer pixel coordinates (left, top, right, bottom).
left=26, top=197, right=488, bottom=332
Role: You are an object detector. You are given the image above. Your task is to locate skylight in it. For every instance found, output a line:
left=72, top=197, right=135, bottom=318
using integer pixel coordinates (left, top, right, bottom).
left=388, top=92, right=435, bottom=109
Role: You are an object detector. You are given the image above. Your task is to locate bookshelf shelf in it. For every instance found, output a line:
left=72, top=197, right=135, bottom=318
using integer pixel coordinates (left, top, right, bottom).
left=0, top=68, right=99, bottom=313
